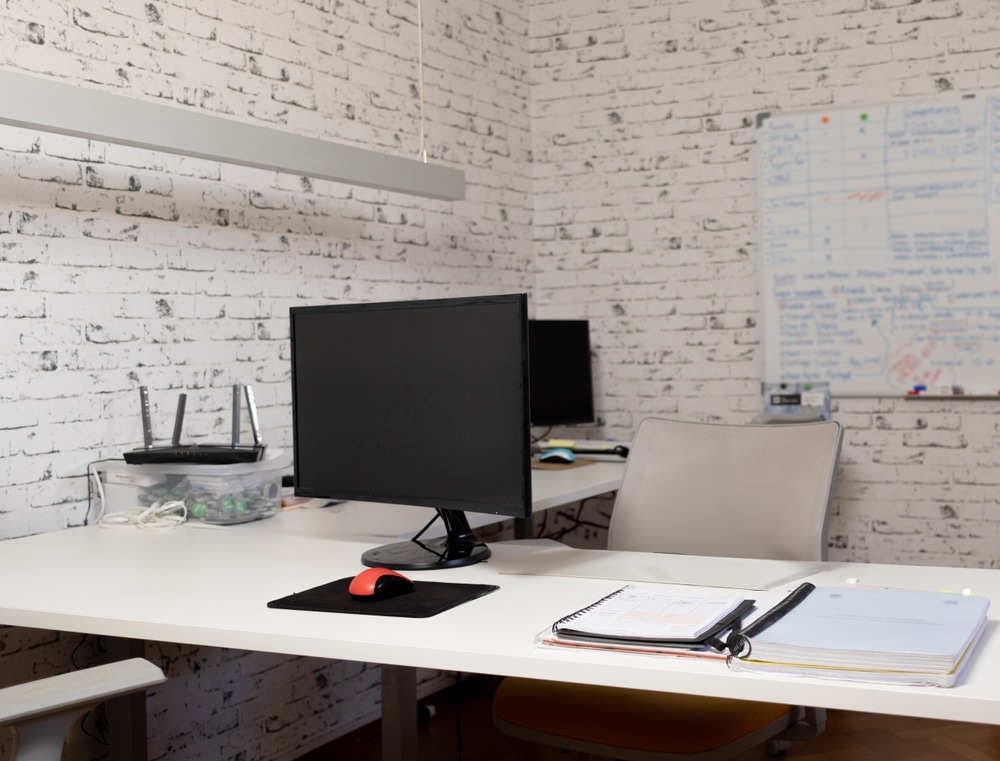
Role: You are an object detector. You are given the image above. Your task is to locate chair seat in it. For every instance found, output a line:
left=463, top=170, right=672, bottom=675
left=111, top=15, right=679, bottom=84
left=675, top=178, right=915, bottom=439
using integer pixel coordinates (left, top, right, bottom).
left=494, top=677, right=799, bottom=759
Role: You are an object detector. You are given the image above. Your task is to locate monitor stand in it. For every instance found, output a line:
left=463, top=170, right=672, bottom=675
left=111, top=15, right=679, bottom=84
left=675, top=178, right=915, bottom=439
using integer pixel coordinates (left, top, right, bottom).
left=360, top=509, right=492, bottom=571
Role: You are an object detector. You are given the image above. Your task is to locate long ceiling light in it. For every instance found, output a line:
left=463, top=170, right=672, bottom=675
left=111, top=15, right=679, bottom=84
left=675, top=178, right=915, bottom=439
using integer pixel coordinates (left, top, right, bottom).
left=0, top=69, right=465, bottom=201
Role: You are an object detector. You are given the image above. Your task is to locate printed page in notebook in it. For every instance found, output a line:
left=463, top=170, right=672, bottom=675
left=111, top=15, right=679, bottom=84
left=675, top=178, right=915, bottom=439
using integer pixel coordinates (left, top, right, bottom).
left=554, top=585, right=747, bottom=643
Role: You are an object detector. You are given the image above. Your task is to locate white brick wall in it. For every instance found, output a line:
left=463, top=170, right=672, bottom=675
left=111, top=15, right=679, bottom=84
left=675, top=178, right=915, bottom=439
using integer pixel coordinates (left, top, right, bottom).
left=0, top=0, right=531, bottom=757
left=530, top=0, right=1000, bottom=569
left=3, top=0, right=1000, bottom=758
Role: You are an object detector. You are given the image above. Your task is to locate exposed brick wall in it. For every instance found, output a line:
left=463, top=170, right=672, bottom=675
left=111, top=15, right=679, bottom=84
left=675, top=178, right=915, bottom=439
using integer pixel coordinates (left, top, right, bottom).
left=4, top=0, right=1000, bottom=759
left=529, top=0, right=1000, bottom=569
left=1, top=0, right=534, bottom=534
left=0, top=0, right=530, bottom=757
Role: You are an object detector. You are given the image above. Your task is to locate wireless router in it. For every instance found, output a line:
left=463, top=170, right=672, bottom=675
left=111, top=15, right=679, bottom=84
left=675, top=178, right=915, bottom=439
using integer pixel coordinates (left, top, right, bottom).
left=123, top=384, right=266, bottom=465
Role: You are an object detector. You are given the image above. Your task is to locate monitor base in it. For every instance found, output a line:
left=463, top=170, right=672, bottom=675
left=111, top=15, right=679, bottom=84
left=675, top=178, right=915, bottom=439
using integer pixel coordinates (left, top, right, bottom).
left=361, top=508, right=495, bottom=571
left=361, top=537, right=491, bottom=571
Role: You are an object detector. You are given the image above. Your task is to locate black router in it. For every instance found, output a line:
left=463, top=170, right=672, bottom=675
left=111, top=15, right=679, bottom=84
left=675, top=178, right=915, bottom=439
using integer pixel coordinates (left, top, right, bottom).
left=123, top=384, right=266, bottom=465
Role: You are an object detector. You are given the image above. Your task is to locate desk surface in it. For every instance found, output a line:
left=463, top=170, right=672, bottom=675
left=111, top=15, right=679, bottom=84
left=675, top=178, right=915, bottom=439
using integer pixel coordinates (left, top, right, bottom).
left=1, top=507, right=999, bottom=726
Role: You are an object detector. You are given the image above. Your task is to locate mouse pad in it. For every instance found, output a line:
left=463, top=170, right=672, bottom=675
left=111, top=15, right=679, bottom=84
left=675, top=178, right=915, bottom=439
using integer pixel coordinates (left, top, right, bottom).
left=267, top=578, right=499, bottom=618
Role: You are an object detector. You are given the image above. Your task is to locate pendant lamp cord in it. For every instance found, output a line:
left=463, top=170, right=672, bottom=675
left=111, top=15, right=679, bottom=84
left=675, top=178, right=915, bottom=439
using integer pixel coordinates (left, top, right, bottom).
left=417, top=0, right=428, bottom=162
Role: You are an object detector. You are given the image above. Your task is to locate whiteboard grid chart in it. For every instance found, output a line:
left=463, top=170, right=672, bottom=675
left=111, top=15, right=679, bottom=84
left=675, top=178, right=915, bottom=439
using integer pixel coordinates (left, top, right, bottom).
left=760, top=94, right=1000, bottom=396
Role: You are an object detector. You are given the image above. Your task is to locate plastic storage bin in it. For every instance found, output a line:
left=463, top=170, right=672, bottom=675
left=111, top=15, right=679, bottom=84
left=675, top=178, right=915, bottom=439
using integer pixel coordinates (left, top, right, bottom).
left=100, top=448, right=291, bottom=524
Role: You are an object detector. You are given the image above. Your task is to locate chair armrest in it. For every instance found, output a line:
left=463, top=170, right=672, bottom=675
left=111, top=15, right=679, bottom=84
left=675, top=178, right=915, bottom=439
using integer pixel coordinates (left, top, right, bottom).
left=0, top=658, right=165, bottom=725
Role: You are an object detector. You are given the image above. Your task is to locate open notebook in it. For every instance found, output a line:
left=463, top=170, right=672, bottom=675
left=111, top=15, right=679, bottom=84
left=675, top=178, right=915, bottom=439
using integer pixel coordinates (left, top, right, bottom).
left=540, top=585, right=754, bottom=653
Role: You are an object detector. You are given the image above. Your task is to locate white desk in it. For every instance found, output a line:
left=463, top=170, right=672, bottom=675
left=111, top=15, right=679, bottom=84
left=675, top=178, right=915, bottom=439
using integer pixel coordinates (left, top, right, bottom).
left=3, top=461, right=626, bottom=761
left=1, top=507, right=999, bottom=761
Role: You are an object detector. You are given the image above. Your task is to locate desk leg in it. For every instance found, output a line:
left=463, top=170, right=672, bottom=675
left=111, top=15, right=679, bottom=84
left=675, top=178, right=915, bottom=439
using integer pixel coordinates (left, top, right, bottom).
left=103, top=637, right=149, bottom=761
left=513, top=516, right=533, bottom=540
left=380, top=665, right=418, bottom=761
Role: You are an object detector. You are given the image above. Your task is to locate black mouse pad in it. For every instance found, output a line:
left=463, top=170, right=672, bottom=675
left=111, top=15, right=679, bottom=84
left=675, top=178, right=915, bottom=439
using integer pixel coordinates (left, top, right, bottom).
left=267, top=577, right=499, bottom=618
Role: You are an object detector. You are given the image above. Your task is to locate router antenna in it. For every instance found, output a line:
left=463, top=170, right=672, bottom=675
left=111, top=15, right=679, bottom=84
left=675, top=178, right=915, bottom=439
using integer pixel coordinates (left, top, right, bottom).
left=171, top=393, right=187, bottom=447
left=245, top=385, right=263, bottom=447
left=139, top=386, right=154, bottom=450
left=231, top=384, right=242, bottom=448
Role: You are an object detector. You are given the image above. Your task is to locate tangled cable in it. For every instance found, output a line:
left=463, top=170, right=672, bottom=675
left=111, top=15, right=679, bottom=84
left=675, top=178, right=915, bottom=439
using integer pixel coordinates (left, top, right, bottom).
left=97, top=500, right=188, bottom=531
left=87, top=460, right=188, bottom=531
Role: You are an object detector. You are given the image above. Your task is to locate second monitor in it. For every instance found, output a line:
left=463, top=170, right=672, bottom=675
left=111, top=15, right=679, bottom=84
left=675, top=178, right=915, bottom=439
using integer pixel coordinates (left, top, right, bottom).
left=528, top=319, right=595, bottom=427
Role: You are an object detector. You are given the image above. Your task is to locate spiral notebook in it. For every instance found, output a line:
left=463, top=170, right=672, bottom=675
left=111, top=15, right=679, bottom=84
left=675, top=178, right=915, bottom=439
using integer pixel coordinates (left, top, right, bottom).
left=549, top=585, right=756, bottom=647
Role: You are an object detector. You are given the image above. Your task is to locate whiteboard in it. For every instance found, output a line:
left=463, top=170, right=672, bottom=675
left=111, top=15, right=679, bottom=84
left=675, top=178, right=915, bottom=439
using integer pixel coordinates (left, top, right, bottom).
left=760, top=95, right=1000, bottom=396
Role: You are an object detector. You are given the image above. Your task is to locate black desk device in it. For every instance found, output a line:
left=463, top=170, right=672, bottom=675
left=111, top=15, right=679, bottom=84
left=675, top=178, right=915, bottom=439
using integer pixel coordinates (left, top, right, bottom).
left=123, top=384, right=266, bottom=464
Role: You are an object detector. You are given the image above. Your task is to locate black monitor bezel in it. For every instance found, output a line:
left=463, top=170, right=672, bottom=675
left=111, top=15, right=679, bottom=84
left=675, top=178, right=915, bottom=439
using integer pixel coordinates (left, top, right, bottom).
left=289, top=294, right=532, bottom=570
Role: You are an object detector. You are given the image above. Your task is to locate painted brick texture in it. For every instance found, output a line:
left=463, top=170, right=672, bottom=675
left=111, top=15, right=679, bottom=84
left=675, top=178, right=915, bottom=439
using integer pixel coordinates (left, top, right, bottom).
left=0, top=0, right=531, bottom=757
left=529, top=0, right=1000, bottom=570
left=2, top=0, right=1000, bottom=759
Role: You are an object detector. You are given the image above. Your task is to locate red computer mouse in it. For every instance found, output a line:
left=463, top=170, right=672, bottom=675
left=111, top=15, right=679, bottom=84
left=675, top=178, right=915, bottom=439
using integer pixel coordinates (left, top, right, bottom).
left=348, top=567, right=415, bottom=601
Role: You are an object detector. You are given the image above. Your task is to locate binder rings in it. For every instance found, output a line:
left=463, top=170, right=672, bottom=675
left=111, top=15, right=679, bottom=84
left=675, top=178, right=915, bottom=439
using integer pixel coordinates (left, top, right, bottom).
left=726, top=582, right=815, bottom=657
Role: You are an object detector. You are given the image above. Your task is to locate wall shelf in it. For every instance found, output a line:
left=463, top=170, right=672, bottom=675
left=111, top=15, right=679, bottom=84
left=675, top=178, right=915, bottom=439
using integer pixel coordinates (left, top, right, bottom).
left=0, top=69, right=465, bottom=202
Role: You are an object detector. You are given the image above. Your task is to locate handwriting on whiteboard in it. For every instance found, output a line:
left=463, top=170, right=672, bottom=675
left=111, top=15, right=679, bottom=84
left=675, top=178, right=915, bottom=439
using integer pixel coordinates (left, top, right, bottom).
left=761, top=96, right=1000, bottom=394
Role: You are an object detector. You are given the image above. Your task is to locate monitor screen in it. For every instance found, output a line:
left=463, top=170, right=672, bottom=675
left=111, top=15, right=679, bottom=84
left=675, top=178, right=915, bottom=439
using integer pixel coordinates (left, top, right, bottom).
left=290, top=294, right=532, bottom=570
left=528, top=319, right=595, bottom=426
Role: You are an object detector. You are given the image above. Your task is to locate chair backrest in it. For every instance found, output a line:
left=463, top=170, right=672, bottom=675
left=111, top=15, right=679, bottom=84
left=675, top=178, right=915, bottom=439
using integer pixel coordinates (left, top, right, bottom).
left=607, top=418, right=843, bottom=562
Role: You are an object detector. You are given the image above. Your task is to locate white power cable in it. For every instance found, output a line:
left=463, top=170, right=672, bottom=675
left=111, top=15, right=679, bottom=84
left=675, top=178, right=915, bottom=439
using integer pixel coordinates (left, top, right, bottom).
left=98, top=500, right=188, bottom=531
left=88, top=461, right=188, bottom=531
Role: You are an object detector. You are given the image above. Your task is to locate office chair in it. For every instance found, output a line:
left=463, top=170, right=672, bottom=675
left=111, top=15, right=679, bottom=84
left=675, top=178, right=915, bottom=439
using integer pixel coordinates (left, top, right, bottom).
left=0, top=658, right=165, bottom=761
left=493, top=417, right=843, bottom=761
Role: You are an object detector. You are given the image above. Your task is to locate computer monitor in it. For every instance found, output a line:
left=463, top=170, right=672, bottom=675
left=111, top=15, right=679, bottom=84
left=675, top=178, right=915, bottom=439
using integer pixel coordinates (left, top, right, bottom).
left=528, top=319, right=595, bottom=426
left=290, top=294, right=532, bottom=571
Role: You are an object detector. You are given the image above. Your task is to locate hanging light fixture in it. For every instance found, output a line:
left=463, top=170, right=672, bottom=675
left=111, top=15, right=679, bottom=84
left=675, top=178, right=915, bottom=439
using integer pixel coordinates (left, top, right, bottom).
left=0, top=67, right=465, bottom=201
